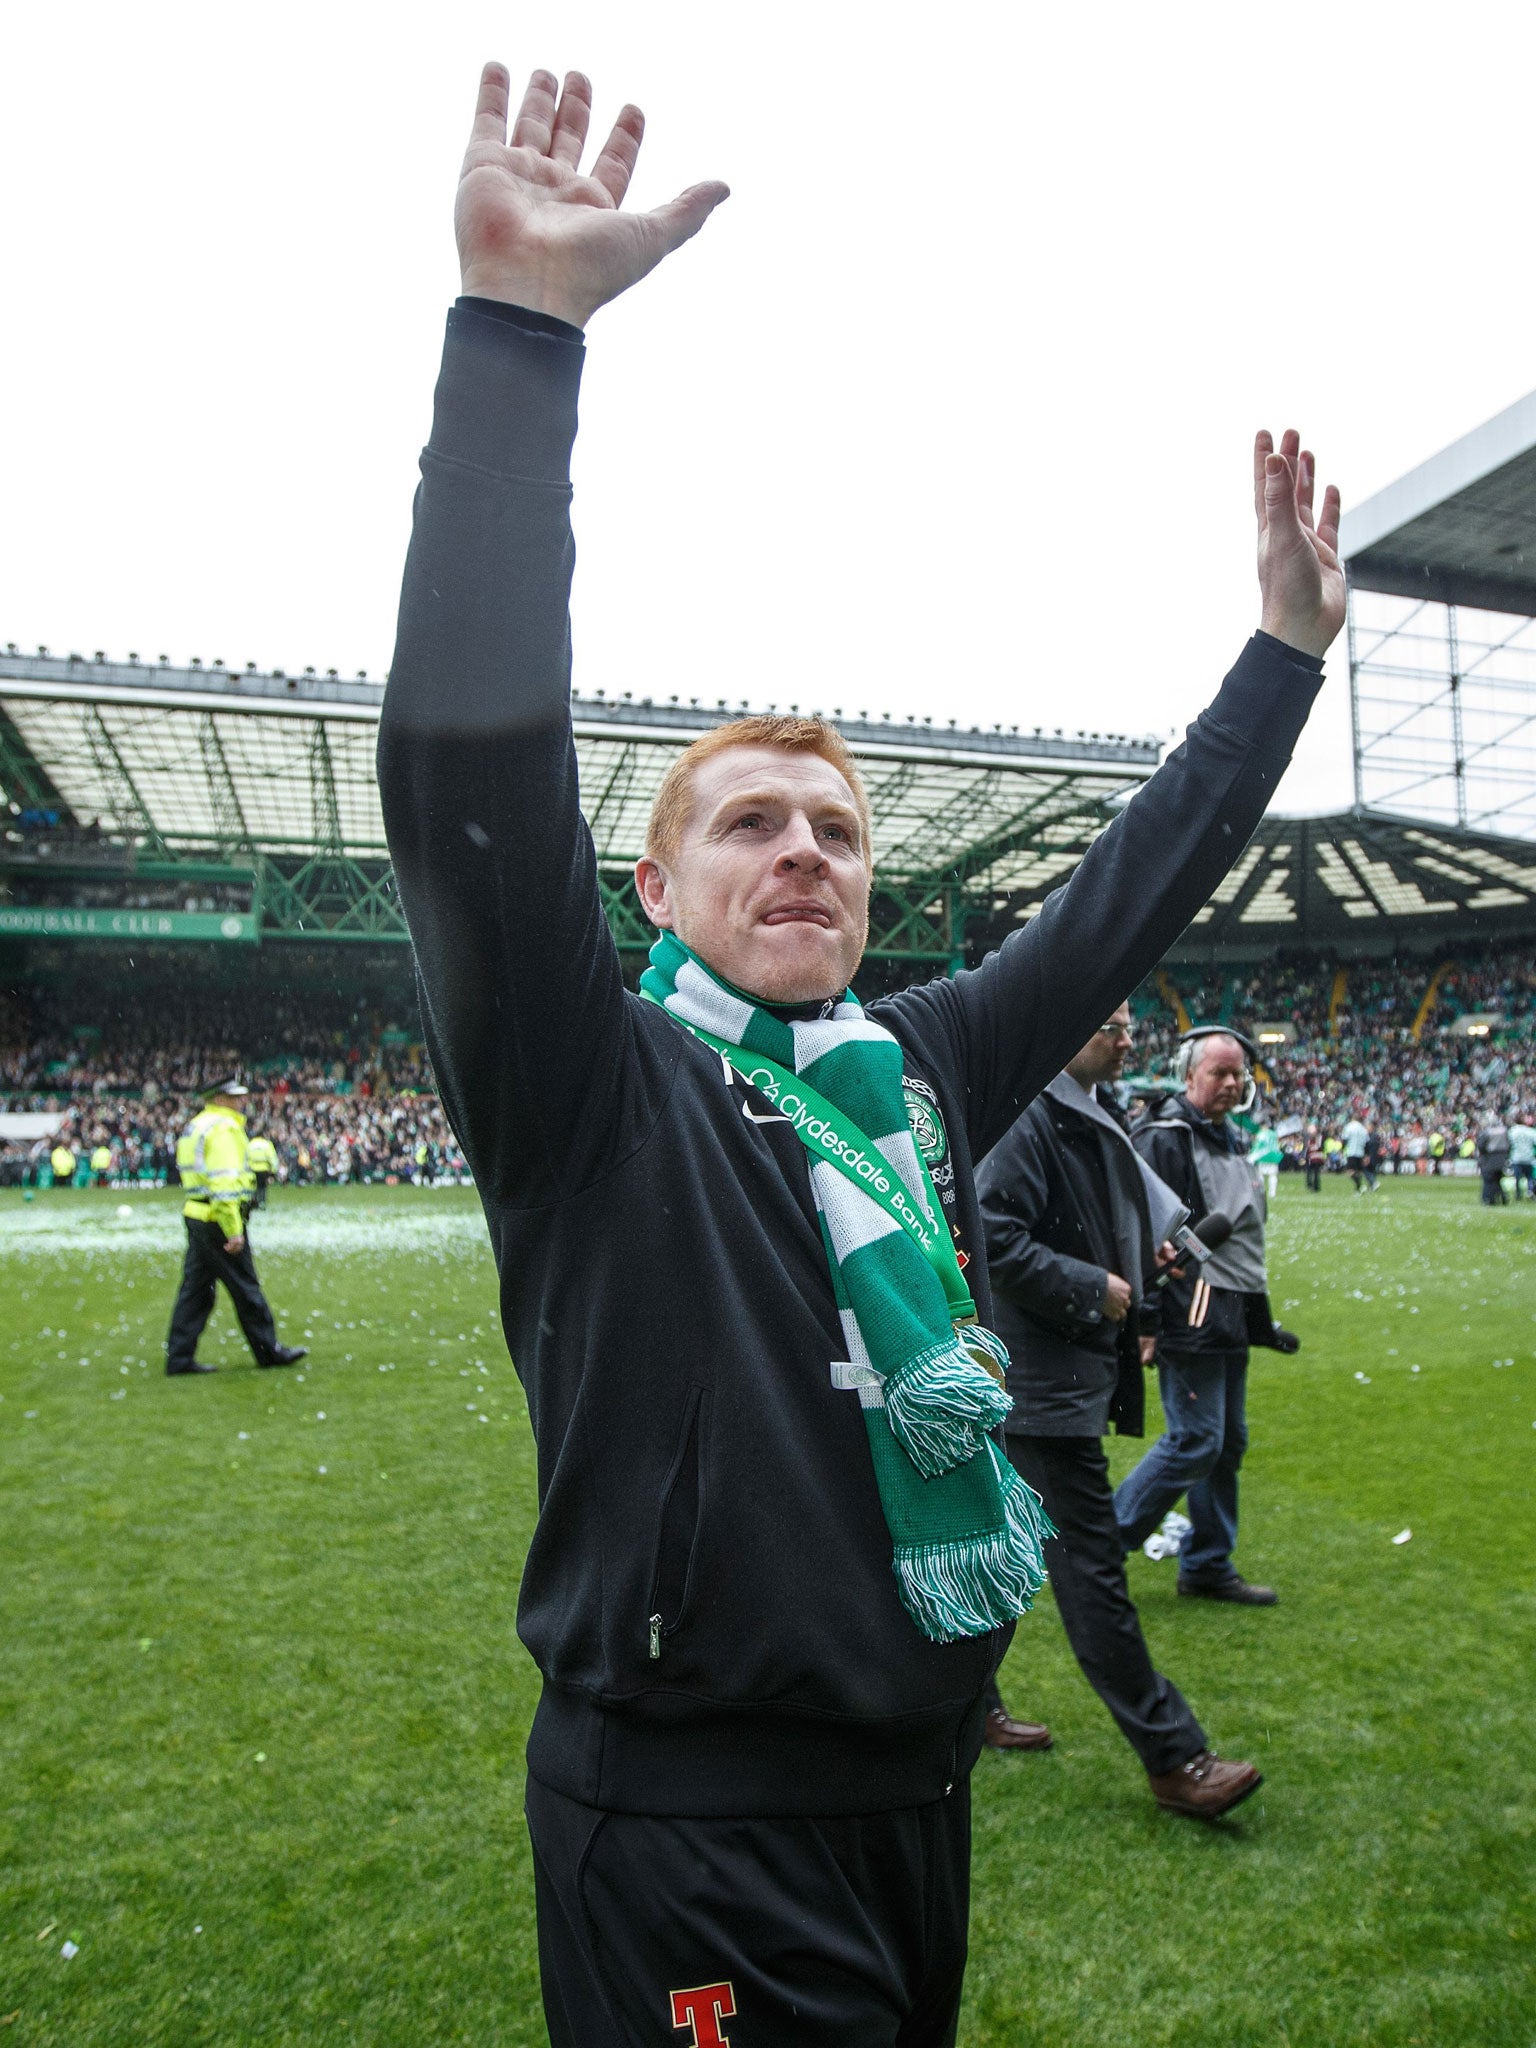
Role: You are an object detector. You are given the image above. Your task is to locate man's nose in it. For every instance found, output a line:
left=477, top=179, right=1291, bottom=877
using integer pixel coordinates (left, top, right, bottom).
left=776, top=817, right=826, bottom=870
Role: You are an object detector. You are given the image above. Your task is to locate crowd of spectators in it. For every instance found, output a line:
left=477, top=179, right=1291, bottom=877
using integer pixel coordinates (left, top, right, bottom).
left=5, top=1085, right=465, bottom=1190
left=5, top=940, right=1536, bottom=1189
left=0, top=967, right=464, bottom=1187
left=1131, top=944, right=1536, bottom=1162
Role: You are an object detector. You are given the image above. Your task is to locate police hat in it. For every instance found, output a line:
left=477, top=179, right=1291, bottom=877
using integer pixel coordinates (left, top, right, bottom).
left=202, top=1075, right=251, bottom=1100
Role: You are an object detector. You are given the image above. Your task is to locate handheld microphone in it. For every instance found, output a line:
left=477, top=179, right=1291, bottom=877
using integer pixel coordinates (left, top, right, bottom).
left=1154, top=1211, right=1233, bottom=1288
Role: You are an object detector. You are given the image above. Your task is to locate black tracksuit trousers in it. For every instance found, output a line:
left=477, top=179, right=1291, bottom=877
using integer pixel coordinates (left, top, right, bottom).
left=1003, top=1433, right=1205, bottom=1778
left=165, top=1219, right=281, bottom=1370
left=525, top=1775, right=969, bottom=2047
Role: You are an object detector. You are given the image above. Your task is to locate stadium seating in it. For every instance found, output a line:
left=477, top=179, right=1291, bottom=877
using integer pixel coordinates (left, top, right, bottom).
left=3, top=940, right=1532, bottom=1186
left=0, top=959, right=463, bottom=1186
left=1133, top=943, right=1535, bottom=1161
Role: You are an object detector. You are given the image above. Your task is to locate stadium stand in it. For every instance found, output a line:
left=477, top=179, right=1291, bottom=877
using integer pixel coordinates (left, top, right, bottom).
left=0, top=946, right=461, bottom=1187
left=3, top=936, right=1533, bottom=1188
left=1132, top=942, right=1535, bottom=1166
left=4, top=587, right=1535, bottom=1189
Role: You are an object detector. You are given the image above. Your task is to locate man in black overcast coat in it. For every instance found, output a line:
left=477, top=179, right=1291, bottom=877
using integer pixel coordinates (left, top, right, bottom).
left=977, top=1004, right=1261, bottom=1819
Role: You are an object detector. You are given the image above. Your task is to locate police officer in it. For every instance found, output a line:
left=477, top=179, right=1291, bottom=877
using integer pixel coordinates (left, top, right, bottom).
left=1113, top=1028, right=1297, bottom=1605
left=245, top=1130, right=280, bottom=1211
left=49, top=1141, right=77, bottom=1188
left=165, top=1078, right=307, bottom=1377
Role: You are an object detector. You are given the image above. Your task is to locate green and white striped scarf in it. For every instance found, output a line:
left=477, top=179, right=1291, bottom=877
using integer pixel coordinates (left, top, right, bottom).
left=641, top=932, right=1053, bottom=1642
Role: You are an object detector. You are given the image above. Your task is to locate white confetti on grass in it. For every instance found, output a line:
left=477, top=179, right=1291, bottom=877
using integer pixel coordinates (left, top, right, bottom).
left=1393, top=1529, right=1413, bottom=1545
left=0, top=1198, right=489, bottom=1263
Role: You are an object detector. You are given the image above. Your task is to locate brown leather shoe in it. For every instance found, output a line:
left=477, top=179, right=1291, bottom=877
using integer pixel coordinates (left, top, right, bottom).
left=1148, top=1750, right=1262, bottom=1818
left=982, top=1706, right=1053, bottom=1752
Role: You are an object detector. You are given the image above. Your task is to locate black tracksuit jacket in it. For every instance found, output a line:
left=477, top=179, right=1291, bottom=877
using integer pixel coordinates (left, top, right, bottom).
left=376, top=299, right=1324, bottom=1818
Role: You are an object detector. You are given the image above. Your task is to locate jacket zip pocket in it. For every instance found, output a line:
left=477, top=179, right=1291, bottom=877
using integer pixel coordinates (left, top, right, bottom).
left=646, top=1386, right=706, bottom=1662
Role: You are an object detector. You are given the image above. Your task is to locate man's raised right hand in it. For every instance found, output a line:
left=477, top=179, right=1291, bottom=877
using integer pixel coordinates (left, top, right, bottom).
left=455, top=65, right=729, bottom=329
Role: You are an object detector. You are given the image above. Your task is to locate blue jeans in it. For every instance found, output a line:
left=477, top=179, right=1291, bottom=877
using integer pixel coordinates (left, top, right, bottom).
left=1113, top=1351, right=1248, bottom=1582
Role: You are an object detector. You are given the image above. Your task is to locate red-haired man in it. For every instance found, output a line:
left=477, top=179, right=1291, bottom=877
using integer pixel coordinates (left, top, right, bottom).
left=379, top=63, right=1343, bottom=2047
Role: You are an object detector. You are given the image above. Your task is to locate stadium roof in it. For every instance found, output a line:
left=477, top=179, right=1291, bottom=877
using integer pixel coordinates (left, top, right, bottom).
left=11, top=652, right=1536, bottom=963
left=0, top=648, right=1160, bottom=956
left=1184, top=810, right=1536, bottom=948
left=1340, top=387, right=1536, bottom=615
left=0, top=647, right=1157, bottom=870
left=969, top=808, right=1536, bottom=958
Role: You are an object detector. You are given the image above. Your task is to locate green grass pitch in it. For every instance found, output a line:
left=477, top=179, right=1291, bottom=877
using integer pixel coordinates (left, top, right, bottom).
left=1, top=1175, right=1533, bottom=2046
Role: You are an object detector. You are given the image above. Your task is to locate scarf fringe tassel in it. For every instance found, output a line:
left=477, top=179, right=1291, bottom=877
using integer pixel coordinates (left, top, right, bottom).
left=893, top=1449, right=1057, bottom=1643
left=884, top=1339, right=1015, bottom=1478
left=959, top=1323, right=1011, bottom=1374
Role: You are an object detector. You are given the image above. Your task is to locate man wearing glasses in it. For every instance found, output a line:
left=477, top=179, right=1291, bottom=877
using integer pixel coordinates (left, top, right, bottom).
left=976, top=1006, right=1261, bottom=1818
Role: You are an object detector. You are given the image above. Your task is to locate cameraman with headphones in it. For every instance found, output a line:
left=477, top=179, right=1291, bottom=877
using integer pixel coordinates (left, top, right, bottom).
left=1114, top=1028, right=1297, bottom=1606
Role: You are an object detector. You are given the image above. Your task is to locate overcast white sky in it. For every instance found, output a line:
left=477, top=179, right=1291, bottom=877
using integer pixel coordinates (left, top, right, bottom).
left=6, top=2, right=1535, bottom=813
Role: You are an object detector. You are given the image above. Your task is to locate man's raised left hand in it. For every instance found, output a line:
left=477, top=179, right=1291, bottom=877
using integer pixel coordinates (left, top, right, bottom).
left=1255, top=428, right=1344, bottom=661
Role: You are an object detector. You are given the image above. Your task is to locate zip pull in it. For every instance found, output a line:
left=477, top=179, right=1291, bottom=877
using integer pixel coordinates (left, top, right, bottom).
left=648, top=1613, right=663, bottom=1661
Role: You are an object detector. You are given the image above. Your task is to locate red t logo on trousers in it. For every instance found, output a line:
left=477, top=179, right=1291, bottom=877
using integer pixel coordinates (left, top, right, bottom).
left=670, top=1981, right=737, bottom=2046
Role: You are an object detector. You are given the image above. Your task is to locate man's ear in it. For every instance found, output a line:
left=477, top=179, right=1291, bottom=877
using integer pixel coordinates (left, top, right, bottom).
left=634, top=856, right=674, bottom=930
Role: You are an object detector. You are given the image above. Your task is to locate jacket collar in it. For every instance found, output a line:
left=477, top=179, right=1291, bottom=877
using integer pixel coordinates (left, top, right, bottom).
left=1169, top=1093, right=1238, bottom=1152
left=1045, top=1073, right=1128, bottom=1133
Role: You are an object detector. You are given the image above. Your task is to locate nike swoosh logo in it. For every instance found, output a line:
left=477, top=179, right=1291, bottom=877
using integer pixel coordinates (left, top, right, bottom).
left=742, top=1102, right=792, bottom=1126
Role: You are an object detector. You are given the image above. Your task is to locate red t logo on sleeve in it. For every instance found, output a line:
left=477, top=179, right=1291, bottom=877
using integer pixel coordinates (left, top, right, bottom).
left=670, top=1981, right=737, bottom=2046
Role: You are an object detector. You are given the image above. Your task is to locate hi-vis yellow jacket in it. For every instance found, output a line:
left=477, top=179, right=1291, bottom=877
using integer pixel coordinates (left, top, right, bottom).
left=180, top=1107, right=249, bottom=1240
left=246, top=1136, right=279, bottom=1180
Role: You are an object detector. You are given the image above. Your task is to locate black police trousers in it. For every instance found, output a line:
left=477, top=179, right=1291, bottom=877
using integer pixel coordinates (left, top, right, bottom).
left=165, top=1218, right=281, bottom=1370
left=525, top=1774, right=969, bottom=2047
